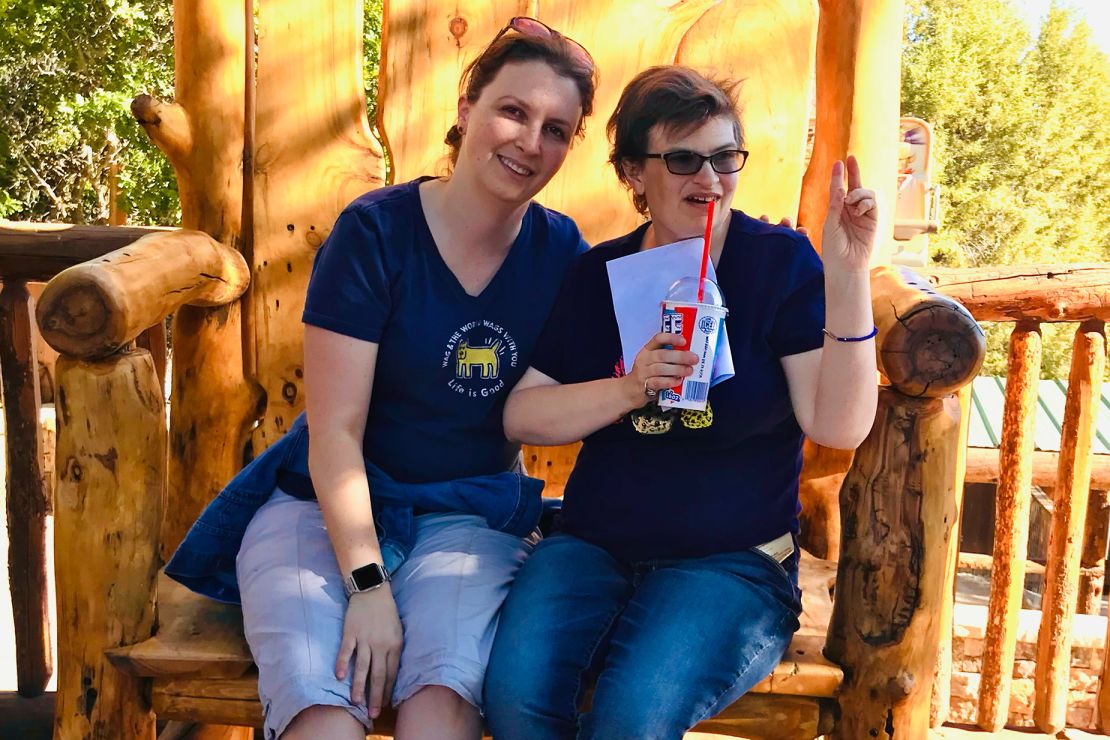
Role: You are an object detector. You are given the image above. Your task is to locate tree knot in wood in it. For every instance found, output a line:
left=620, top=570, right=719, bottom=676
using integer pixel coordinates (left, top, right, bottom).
left=449, top=16, right=468, bottom=45
left=282, top=381, right=298, bottom=405
left=93, top=447, right=118, bottom=475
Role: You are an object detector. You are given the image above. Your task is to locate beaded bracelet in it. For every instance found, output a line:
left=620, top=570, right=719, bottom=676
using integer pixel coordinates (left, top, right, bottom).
left=823, top=325, right=878, bottom=343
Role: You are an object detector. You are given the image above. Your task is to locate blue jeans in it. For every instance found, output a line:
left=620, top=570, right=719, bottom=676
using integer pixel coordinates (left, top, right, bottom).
left=484, top=532, right=802, bottom=740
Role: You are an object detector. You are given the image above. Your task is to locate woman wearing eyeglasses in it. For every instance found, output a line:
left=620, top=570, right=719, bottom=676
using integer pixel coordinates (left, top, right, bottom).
left=164, top=19, right=596, bottom=740
left=484, top=66, right=879, bottom=739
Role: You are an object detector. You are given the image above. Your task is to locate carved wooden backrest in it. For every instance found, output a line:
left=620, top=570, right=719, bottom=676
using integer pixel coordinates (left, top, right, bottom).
left=157, top=0, right=902, bottom=552
left=248, top=0, right=831, bottom=450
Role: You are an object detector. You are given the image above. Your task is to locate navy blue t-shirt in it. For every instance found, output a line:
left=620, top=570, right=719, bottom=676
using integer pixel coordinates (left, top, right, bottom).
left=303, top=178, right=587, bottom=483
left=530, top=211, right=825, bottom=561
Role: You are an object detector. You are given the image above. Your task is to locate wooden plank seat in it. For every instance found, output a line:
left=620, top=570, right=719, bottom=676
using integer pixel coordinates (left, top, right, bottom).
left=107, top=553, right=841, bottom=737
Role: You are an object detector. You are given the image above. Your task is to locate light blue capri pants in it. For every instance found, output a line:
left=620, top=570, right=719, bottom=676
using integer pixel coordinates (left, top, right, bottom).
left=236, top=488, right=537, bottom=739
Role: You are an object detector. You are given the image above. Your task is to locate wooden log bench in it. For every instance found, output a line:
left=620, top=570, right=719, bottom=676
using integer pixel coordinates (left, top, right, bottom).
left=35, top=225, right=986, bottom=737
left=23, top=3, right=994, bottom=737
left=103, top=561, right=841, bottom=737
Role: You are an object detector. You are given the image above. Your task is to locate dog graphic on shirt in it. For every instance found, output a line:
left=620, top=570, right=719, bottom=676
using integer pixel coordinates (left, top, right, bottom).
left=456, top=339, right=502, bottom=379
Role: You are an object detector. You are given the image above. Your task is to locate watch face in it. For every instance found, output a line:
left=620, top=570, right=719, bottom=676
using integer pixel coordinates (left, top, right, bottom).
left=351, top=563, right=387, bottom=591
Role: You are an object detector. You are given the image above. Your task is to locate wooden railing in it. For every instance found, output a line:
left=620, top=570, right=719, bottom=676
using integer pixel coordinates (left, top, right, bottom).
left=0, top=221, right=170, bottom=698
left=928, top=264, right=1110, bottom=734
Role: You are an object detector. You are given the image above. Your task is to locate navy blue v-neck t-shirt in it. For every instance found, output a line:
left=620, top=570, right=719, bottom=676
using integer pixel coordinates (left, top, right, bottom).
left=303, top=178, right=587, bottom=483
left=530, top=212, right=826, bottom=561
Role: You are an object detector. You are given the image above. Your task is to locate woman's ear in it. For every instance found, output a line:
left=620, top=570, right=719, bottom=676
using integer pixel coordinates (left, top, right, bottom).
left=621, top=158, right=645, bottom=195
left=456, top=96, right=470, bottom=135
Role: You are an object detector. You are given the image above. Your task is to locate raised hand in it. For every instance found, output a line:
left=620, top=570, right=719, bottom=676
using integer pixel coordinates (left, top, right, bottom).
left=822, top=155, right=877, bottom=272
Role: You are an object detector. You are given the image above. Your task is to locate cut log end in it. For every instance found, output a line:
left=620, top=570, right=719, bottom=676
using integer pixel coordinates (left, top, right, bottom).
left=36, top=282, right=117, bottom=357
left=879, top=303, right=985, bottom=398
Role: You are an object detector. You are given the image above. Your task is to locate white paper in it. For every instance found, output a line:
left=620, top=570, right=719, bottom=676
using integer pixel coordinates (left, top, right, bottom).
left=606, top=238, right=735, bottom=386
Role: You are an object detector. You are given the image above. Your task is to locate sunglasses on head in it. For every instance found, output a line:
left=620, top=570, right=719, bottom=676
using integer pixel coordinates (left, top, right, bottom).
left=485, top=16, right=594, bottom=72
left=643, top=149, right=750, bottom=176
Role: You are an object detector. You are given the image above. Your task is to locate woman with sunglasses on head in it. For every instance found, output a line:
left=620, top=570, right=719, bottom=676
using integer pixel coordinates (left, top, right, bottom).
left=163, top=19, right=595, bottom=740
left=484, top=66, right=879, bottom=739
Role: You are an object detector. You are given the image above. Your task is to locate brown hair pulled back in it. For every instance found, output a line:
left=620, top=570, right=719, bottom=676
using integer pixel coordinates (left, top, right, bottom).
left=608, top=66, right=743, bottom=215
left=445, top=32, right=598, bottom=166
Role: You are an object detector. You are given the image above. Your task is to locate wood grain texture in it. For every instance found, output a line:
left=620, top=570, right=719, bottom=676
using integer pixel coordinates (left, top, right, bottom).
left=1077, top=489, right=1109, bottom=614
left=53, top=351, right=164, bottom=740
left=1033, top=321, right=1106, bottom=733
left=152, top=674, right=835, bottom=737
left=928, top=264, right=1110, bottom=323
left=676, top=0, right=818, bottom=223
left=930, top=383, right=971, bottom=728
left=0, top=280, right=52, bottom=697
left=36, top=229, right=248, bottom=358
left=976, top=322, right=1042, bottom=732
left=379, top=0, right=526, bottom=183
left=827, top=389, right=962, bottom=739
left=964, top=447, right=1110, bottom=491
left=106, top=574, right=253, bottom=679
left=532, top=0, right=719, bottom=243
left=870, top=265, right=985, bottom=398
left=797, top=0, right=902, bottom=261
left=249, top=0, right=386, bottom=452
left=0, top=222, right=169, bottom=280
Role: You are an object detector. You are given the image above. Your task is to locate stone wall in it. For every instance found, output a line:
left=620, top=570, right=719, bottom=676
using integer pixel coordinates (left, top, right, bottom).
left=948, top=603, right=1104, bottom=729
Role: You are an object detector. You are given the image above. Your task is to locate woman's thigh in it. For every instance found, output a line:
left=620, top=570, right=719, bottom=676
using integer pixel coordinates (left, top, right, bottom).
left=389, top=512, right=537, bottom=710
left=236, top=489, right=371, bottom=740
left=581, top=550, right=801, bottom=740
left=484, top=533, right=634, bottom=740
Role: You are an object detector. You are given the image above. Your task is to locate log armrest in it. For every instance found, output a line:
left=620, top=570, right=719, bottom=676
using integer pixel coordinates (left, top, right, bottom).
left=871, top=264, right=986, bottom=398
left=36, top=229, right=249, bottom=358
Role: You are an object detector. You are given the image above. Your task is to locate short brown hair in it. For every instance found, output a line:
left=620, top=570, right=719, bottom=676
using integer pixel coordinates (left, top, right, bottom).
left=445, top=32, right=598, bottom=166
left=608, top=66, right=743, bottom=215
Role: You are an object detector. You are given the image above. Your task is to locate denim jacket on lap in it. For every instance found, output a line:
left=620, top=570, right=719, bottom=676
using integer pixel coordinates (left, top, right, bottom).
left=165, top=412, right=545, bottom=604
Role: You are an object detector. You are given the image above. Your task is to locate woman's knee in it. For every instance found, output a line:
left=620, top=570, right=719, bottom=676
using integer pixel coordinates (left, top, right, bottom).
left=281, top=704, right=365, bottom=739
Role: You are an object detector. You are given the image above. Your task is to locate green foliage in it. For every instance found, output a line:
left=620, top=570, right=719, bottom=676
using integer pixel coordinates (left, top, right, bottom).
left=0, top=0, right=387, bottom=225
left=0, top=0, right=178, bottom=224
left=903, top=0, right=1110, bottom=378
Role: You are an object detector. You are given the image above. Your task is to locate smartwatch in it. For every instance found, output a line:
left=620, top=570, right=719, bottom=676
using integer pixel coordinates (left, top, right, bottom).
left=343, top=562, right=391, bottom=598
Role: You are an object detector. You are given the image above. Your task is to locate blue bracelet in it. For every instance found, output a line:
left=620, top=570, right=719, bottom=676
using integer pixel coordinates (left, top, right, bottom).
left=823, top=325, right=878, bottom=342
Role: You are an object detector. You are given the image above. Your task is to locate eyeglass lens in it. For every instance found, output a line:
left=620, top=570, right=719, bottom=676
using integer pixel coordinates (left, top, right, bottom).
left=665, top=151, right=746, bottom=175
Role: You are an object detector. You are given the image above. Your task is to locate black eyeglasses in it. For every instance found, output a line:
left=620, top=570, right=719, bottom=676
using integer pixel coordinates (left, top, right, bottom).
left=486, top=16, right=594, bottom=72
left=643, top=149, right=750, bottom=175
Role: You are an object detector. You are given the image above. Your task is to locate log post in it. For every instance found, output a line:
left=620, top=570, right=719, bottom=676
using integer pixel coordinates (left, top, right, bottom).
left=977, top=321, right=1042, bottom=732
left=0, top=280, right=52, bottom=697
left=1034, top=321, right=1106, bottom=733
left=132, top=0, right=262, bottom=561
left=1077, top=489, right=1109, bottom=614
left=826, top=388, right=962, bottom=739
left=930, top=382, right=972, bottom=728
left=798, top=0, right=903, bottom=261
left=52, top=350, right=164, bottom=740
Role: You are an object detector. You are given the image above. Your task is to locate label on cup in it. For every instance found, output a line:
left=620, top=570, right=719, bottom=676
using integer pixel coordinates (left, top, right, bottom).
left=659, top=300, right=727, bottom=411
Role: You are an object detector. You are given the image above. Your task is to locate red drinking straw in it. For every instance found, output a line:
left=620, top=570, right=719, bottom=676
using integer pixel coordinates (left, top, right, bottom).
left=697, top=200, right=715, bottom=303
